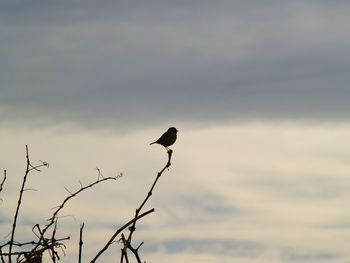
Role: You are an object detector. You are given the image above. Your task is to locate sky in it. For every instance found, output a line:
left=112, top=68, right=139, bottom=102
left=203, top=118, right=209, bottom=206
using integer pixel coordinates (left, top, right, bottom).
left=1, top=1, right=350, bottom=262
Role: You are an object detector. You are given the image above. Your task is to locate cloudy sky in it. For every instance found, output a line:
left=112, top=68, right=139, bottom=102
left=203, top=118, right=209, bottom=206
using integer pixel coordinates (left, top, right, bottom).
left=1, top=1, right=350, bottom=262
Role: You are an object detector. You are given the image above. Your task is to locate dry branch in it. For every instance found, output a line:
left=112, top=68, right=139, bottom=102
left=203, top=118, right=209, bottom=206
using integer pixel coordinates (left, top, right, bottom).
left=8, top=145, right=48, bottom=263
left=2, top=146, right=121, bottom=263
left=2, top=145, right=175, bottom=263
left=30, top=175, right=118, bottom=255
left=91, top=149, right=173, bottom=263
left=90, top=208, right=155, bottom=263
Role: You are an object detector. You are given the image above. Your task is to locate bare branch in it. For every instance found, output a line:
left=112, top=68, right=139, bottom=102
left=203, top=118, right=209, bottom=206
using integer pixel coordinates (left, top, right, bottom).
left=127, top=149, right=173, bottom=243
left=31, top=176, right=118, bottom=253
left=92, top=149, right=173, bottom=263
left=136, top=242, right=144, bottom=251
left=78, top=224, right=84, bottom=263
left=90, top=208, right=155, bottom=263
left=50, top=219, right=58, bottom=263
left=4, top=146, right=125, bottom=263
left=51, top=176, right=117, bottom=221
left=4, top=144, right=173, bottom=263
left=126, top=244, right=142, bottom=263
left=112, top=149, right=173, bottom=263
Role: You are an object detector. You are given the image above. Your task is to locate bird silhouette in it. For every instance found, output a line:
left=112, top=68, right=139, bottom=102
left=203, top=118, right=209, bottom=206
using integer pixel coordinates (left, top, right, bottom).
left=150, top=127, right=178, bottom=150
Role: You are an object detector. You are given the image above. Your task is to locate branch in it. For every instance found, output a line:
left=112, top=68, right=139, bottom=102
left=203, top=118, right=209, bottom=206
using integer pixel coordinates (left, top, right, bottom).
left=52, top=176, right=118, bottom=221
left=3, top=147, right=122, bottom=263
left=31, top=175, right=118, bottom=253
left=91, top=150, right=173, bottom=263
left=49, top=219, right=58, bottom=263
left=90, top=208, right=155, bottom=263
left=127, top=149, right=172, bottom=243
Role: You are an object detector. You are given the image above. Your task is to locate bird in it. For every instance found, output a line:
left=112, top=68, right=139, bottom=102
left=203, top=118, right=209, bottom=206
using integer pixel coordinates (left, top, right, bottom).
left=150, top=127, right=178, bottom=150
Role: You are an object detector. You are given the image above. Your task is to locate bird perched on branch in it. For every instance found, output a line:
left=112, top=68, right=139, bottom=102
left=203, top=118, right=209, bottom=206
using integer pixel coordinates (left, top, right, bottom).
left=150, top=127, right=178, bottom=150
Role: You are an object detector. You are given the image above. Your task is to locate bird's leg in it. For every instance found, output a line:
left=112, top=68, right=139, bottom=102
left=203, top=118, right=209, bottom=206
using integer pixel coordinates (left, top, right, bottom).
left=166, top=148, right=173, bottom=169
left=166, top=147, right=172, bottom=154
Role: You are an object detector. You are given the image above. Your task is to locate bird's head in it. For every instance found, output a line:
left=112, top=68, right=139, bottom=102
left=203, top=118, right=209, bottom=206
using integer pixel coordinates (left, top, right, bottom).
left=168, top=127, right=178, bottom=133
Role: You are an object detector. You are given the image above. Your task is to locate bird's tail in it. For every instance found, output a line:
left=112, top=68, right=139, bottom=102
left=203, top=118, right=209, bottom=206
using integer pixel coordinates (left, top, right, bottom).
left=150, top=142, right=156, bottom=145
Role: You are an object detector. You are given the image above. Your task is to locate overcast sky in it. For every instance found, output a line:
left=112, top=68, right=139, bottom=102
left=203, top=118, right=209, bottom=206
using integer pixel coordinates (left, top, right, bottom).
left=2, top=1, right=350, bottom=263
left=2, top=0, right=350, bottom=128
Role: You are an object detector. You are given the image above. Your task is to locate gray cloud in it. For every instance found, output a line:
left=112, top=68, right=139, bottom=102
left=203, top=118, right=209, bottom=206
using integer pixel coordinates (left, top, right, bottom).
left=245, top=174, right=350, bottom=199
left=145, top=238, right=264, bottom=257
left=1, top=1, right=350, bottom=128
left=164, top=193, right=241, bottom=225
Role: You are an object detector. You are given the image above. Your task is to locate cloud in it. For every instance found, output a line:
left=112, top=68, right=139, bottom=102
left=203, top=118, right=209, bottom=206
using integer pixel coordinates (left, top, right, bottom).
left=281, top=248, right=340, bottom=261
left=147, top=238, right=264, bottom=257
left=1, top=1, right=350, bottom=129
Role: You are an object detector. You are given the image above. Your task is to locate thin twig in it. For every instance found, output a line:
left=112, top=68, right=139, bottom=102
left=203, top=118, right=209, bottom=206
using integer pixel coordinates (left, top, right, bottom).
left=0, top=170, right=6, bottom=193
left=136, top=242, right=144, bottom=251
